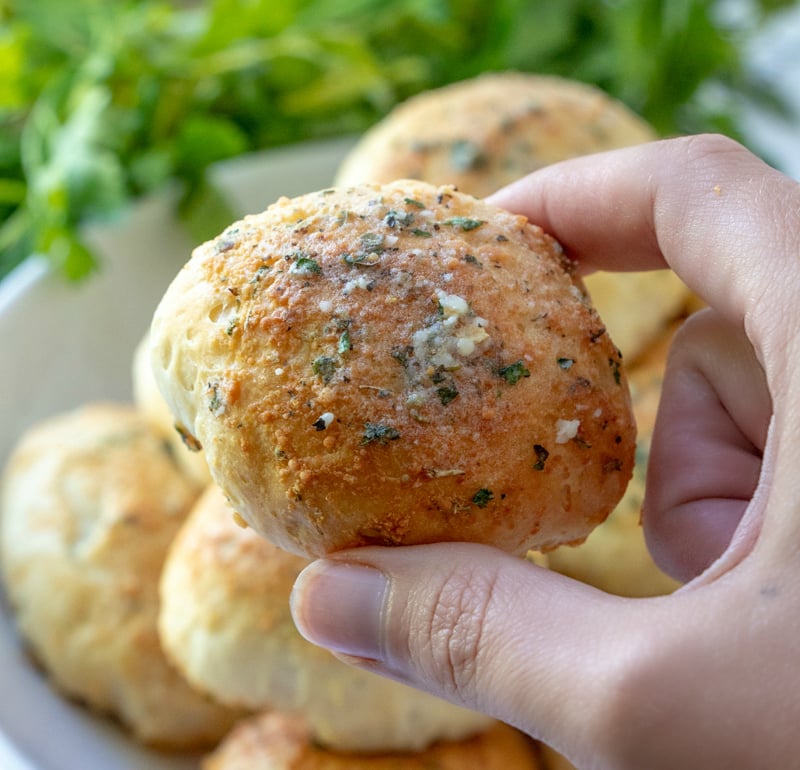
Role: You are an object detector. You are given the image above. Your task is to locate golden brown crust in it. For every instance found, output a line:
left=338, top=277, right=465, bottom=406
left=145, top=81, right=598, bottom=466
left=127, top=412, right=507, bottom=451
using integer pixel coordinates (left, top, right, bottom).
left=545, top=324, right=682, bottom=596
left=334, top=72, right=656, bottom=198
left=0, top=403, right=242, bottom=748
left=582, top=270, right=691, bottom=365
left=335, top=72, right=691, bottom=365
left=160, top=484, right=492, bottom=752
left=151, top=180, right=635, bottom=557
left=202, top=713, right=542, bottom=770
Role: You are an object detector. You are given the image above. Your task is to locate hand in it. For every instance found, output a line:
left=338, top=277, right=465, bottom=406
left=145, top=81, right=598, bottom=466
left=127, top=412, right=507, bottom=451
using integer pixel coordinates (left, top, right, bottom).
left=290, top=135, right=800, bottom=769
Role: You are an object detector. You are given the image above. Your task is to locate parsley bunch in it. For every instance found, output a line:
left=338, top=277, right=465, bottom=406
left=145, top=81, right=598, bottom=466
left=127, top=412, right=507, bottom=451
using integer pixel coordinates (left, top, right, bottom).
left=0, top=0, right=793, bottom=281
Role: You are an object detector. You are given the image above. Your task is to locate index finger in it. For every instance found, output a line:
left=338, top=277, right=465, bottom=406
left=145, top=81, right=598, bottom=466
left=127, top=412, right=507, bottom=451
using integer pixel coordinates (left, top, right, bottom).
left=487, top=134, right=800, bottom=333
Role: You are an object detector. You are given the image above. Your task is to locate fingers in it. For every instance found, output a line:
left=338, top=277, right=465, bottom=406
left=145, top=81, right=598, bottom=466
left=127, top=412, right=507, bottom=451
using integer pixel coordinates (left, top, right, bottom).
left=489, top=133, right=800, bottom=573
left=643, top=309, right=771, bottom=582
left=291, top=543, right=644, bottom=760
left=286, top=138, right=800, bottom=769
left=487, top=134, right=800, bottom=343
left=290, top=536, right=800, bottom=769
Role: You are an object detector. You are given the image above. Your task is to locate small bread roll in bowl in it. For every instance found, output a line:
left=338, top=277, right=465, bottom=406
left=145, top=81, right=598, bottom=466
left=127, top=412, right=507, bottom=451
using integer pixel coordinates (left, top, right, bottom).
left=0, top=403, right=242, bottom=748
left=334, top=72, right=656, bottom=197
left=150, top=180, right=635, bottom=557
left=159, top=484, right=491, bottom=752
left=202, top=711, right=542, bottom=770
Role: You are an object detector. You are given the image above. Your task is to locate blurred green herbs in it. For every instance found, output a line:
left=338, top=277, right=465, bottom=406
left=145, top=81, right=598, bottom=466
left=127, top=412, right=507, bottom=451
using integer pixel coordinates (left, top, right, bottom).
left=0, top=0, right=794, bottom=280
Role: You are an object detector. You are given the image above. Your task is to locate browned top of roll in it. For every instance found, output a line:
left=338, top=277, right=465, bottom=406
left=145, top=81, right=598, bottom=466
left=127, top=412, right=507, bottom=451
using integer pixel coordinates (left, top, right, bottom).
left=334, top=72, right=656, bottom=197
left=203, top=712, right=542, bottom=770
left=151, top=180, right=635, bottom=557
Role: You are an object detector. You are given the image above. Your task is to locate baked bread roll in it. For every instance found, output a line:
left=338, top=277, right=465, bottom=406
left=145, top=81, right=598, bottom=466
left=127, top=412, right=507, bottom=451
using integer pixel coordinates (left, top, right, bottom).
left=151, top=180, right=635, bottom=556
left=202, top=712, right=542, bottom=770
left=133, top=331, right=212, bottom=487
left=335, top=72, right=690, bottom=365
left=159, top=484, right=492, bottom=752
left=0, top=403, right=242, bottom=748
left=150, top=180, right=635, bottom=557
left=334, top=72, right=656, bottom=198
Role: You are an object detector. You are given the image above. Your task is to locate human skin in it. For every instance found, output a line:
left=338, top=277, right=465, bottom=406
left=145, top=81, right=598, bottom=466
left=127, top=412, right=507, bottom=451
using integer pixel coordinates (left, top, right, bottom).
left=290, top=135, right=800, bottom=769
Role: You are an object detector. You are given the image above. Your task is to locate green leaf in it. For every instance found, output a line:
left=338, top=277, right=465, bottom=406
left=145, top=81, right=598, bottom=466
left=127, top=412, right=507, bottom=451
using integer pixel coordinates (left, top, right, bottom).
left=0, top=177, right=26, bottom=204
left=0, top=30, right=27, bottom=110
left=175, top=115, right=249, bottom=180
left=180, top=180, right=239, bottom=247
left=40, top=226, right=97, bottom=280
left=0, top=0, right=793, bottom=283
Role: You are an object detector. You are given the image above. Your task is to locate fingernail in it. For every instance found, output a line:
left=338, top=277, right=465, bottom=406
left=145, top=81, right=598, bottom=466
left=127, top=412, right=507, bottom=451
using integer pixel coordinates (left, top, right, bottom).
left=290, top=560, right=387, bottom=660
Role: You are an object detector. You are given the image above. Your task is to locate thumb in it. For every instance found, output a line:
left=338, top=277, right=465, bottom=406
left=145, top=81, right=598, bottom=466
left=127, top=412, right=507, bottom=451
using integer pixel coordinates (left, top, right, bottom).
left=291, top=542, right=642, bottom=757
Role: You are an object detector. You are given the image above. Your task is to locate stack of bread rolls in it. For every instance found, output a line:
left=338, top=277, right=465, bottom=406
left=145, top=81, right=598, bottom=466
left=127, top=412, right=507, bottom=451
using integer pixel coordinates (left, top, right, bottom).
left=0, top=403, right=242, bottom=749
left=0, top=72, right=695, bottom=769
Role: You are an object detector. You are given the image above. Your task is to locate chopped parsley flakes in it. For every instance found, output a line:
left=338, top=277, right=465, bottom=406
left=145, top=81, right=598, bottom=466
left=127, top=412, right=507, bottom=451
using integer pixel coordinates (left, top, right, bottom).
left=609, top=358, right=622, bottom=384
left=449, top=139, right=487, bottom=172
left=532, top=444, right=549, bottom=471
left=312, top=355, right=337, bottom=383
left=498, top=360, right=531, bottom=384
left=360, top=232, right=384, bottom=251
left=290, top=256, right=322, bottom=275
left=472, top=488, right=494, bottom=508
left=383, top=210, right=415, bottom=228
left=443, top=217, right=485, bottom=231
left=361, top=422, right=401, bottom=445
left=436, top=385, right=459, bottom=405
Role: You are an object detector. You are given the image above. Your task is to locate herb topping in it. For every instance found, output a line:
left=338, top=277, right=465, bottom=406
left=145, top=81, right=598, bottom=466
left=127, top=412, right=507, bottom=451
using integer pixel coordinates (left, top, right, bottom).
left=289, top=256, right=322, bottom=275
left=498, top=360, right=531, bottom=384
left=383, top=210, right=415, bottom=228
left=361, top=422, right=401, bottom=445
left=472, top=488, right=494, bottom=508
left=312, top=356, right=337, bottom=383
left=443, top=217, right=486, bottom=231
left=449, top=139, right=487, bottom=172
left=609, top=358, right=622, bottom=384
left=532, top=444, right=549, bottom=470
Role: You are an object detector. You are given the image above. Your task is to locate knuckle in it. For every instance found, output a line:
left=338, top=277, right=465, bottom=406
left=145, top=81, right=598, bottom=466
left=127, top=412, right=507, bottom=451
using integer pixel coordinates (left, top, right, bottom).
left=680, top=132, right=747, bottom=166
left=414, top=565, right=500, bottom=701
